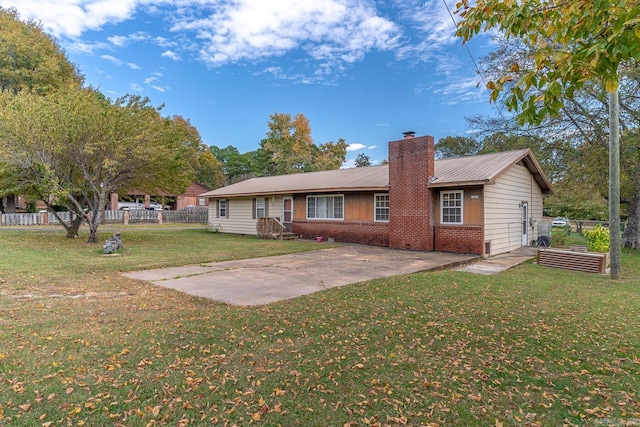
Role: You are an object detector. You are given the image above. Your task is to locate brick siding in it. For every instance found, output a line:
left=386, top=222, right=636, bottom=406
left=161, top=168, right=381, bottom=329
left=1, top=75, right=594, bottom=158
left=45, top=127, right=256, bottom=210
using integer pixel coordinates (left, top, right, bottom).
left=292, top=220, right=389, bottom=246
left=388, top=134, right=435, bottom=251
left=434, top=224, right=484, bottom=255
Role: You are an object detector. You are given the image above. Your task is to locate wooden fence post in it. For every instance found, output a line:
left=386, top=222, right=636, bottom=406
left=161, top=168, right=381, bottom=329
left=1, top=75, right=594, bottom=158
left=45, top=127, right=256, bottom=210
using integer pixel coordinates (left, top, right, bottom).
left=123, top=208, right=130, bottom=225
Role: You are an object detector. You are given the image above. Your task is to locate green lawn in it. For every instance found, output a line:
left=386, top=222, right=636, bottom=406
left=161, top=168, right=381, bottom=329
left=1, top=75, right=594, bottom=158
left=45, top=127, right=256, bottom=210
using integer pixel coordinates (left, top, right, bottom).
left=1, top=226, right=639, bottom=426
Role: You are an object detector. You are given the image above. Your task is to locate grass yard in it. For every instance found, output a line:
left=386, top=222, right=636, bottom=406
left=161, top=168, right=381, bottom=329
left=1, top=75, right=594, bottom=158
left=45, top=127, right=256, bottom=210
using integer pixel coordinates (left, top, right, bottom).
left=1, top=226, right=639, bottom=426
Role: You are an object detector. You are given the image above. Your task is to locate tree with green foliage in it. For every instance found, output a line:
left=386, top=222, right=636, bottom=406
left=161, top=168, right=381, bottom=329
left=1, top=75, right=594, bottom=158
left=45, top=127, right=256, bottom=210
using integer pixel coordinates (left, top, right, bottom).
left=468, top=40, right=640, bottom=239
left=0, top=7, right=83, bottom=93
left=456, top=0, right=640, bottom=279
left=260, top=112, right=314, bottom=175
left=0, top=7, right=85, bottom=212
left=435, top=136, right=482, bottom=159
left=308, top=138, right=348, bottom=171
left=0, top=87, right=193, bottom=243
left=210, top=145, right=257, bottom=184
left=171, top=115, right=224, bottom=190
left=354, top=153, right=372, bottom=167
left=259, top=112, right=347, bottom=175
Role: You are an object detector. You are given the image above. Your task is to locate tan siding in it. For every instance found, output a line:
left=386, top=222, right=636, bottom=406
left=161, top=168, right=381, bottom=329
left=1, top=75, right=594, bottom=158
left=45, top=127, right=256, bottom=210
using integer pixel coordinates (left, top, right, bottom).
left=484, top=164, right=543, bottom=255
left=293, top=196, right=306, bottom=221
left=434, top=187, right=483, bottom=225
left=207, top=198, right=257, bottom=235
left=345, top=193, right=375, bottom=221
left=291, top=193, right=376, bottom=221
left=267, top=196, right=283, bottom=220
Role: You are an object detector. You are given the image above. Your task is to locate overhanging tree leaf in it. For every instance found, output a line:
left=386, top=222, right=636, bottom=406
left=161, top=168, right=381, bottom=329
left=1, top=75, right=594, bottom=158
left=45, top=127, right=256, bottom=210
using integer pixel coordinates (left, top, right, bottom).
left=455, top=0, right=640, bottom=279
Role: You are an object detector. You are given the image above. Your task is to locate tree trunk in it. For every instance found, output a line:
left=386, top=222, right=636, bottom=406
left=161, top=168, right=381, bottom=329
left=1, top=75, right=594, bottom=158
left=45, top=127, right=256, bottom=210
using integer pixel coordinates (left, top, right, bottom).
left=47, top=207, right=82, bottom=238
left=623, top=193, right=640, bottom=249
left=609, top=89, right=621, bottom=279
left=69, top=213, right=83, bottom=238
left=86, top=190, right=107, bottom=244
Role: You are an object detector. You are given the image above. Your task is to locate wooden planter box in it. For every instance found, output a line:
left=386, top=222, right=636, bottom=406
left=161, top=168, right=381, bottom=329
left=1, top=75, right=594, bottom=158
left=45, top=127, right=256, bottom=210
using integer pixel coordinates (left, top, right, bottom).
left=537, top=248, right=609, bottom=274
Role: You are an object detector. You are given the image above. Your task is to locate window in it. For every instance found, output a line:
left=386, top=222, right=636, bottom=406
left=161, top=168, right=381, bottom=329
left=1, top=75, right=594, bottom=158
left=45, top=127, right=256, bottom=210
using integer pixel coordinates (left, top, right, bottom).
left=441, top=191, right=463, bottom=224
left=218, top=199, right=227, bottom=218
left=198, top=197, right=205, bottom=206
left=255, top=198, right=266, bottom=218
left=307, top=195, right=343, bottom=220
left=374, top=193, right=389, bottom=222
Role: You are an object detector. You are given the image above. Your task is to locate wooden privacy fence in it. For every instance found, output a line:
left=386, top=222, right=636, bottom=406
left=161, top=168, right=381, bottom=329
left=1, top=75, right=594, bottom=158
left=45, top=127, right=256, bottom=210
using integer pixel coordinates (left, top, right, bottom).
left=162, top=208, right=208, bottom=224
left=1, top=207, right=208, bottom=226
left=0, top=211, right=77, bottom=226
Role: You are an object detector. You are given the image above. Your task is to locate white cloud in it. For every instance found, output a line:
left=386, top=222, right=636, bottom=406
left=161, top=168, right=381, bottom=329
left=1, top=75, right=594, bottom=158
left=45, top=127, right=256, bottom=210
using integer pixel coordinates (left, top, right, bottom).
left=432, top=76, right=485, bottom=105
left=151, top=85, right=168, bottom=92
left=2, top=0, right=483, bottom=87
left=100, top=54, right=140, bottom=70
left=0, top=0, right=139, bottom=37
left=130, top=83, right=143, bottom=92
left=107, top=35, right=130, bottom=47
left=347, top=143, right=367, bottom=152
left=172, top=0, right=399, bottom=72
left=392, top=0, right=464, bottom=63
left=3, top=0, right=403, bottom=82
left=144, top=76, right=158, bottom=84
left=107, top=32, right=150, bottom=47
left=161, top=50, right=181, bottom=60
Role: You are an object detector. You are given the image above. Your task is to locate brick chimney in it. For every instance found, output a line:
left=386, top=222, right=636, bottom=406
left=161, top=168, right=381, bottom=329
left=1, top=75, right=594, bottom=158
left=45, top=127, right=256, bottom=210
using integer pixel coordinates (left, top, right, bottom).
left=388, top=132, right=435, bottom=251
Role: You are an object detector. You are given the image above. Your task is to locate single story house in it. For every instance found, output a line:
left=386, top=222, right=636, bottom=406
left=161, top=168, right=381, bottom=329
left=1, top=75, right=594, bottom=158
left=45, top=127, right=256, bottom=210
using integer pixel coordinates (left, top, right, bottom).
left=201, top=132, right=553, bottom=257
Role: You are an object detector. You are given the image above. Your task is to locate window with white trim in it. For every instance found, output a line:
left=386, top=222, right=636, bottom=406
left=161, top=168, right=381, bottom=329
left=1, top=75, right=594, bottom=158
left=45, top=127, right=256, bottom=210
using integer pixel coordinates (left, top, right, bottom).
left=198, top=197, right=205, bottom=206
left=374, top=193, right=389, bottom=222
left=441, top=190, right=463, bottom=224
left=218, top=200, right=227, bottom=218
left=307, top=195, right=343, bottom=220
left=255, top=197, right=266, bottom=218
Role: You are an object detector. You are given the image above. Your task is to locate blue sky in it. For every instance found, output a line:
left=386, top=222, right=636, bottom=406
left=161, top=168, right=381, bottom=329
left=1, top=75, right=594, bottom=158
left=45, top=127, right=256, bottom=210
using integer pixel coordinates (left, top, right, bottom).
left=2, top=0, right=498, bottom=166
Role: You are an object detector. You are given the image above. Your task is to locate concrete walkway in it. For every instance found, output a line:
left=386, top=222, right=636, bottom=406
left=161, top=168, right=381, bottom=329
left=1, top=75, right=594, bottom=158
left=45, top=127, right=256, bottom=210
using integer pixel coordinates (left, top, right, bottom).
left=454, top=246, right=537, bottom=275
left=123, top=245, right=537, bottom=306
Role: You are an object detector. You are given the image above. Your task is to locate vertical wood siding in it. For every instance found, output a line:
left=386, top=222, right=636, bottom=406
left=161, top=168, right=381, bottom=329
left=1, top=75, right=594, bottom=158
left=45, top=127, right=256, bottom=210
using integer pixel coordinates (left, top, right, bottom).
left=292, top=192, right=377, bottom=221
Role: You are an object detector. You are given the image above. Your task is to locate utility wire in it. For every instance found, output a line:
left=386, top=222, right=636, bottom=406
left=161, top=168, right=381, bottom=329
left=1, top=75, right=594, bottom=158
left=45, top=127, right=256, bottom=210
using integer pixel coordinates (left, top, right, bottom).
left=441, top=0, right=510, bottom=123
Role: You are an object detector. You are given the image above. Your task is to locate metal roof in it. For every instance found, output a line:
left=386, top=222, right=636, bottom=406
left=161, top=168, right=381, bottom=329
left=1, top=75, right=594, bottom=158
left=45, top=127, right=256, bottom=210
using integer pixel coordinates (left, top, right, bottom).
left=201, top=149, right=553, bottom=198
left=430, top=149, right=553, bottom=193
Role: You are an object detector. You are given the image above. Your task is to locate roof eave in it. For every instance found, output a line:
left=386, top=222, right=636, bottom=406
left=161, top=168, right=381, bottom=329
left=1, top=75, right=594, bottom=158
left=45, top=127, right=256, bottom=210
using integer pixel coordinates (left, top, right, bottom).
left=202, top=186, right=389, bottom=198
left=429, top=180, right=490, bottom=188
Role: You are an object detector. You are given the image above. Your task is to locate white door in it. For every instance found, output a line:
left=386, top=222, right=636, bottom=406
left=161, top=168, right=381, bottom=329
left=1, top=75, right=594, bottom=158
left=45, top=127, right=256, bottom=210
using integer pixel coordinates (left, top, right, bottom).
left=282, top=197, right=293, bottom=231
left=521, top=202, right=528, bottom=246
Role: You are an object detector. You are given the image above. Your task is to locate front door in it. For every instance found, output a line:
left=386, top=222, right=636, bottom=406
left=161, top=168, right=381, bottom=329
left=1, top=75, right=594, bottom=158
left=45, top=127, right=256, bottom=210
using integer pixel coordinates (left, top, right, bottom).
left=282, top=197, right=293, bottom=231
left=521, top=202, right=528, bottom=246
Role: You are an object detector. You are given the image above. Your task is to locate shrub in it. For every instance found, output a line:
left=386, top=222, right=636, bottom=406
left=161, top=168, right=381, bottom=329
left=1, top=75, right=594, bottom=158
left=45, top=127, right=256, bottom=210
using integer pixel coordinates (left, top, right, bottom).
left=584, top=224, right=610, bottom=253
left=551, top=227, right=568, bottom=247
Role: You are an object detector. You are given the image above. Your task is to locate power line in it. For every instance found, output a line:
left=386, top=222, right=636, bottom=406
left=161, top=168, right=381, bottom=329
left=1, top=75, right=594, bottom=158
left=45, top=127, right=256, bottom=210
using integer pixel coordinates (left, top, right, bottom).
left=441, top=0, right=509, bottom=123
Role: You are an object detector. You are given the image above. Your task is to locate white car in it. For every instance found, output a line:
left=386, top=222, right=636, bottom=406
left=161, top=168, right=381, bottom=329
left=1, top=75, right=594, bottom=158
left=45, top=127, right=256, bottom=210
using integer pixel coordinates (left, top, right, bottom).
left=551, top=217, right=570, bottom=227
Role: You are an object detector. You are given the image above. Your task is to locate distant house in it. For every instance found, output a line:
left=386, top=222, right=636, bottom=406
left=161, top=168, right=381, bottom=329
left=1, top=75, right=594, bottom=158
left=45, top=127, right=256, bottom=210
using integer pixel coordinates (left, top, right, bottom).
left=109, top=182, right=211, bottom=211
left=201, top=133, right=553, bottom=257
